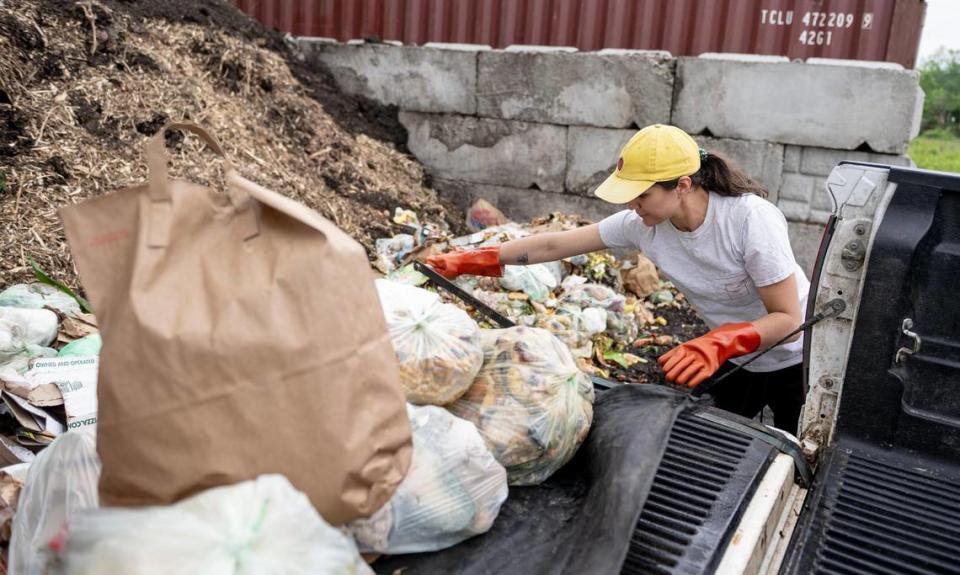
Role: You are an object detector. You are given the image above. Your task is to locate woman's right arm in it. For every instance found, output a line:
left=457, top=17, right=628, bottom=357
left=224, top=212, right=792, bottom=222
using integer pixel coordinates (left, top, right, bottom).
left=499, top=223, right=607, bottom=265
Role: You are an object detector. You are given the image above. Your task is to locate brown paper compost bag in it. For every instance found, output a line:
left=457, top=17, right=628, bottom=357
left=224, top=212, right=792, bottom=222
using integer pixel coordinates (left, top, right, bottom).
left=59, top=122, right=412, bottom=524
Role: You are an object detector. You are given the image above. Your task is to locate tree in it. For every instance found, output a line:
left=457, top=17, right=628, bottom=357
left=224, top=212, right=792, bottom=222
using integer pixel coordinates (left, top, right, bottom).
left=919, top=49, right=960, bottom=135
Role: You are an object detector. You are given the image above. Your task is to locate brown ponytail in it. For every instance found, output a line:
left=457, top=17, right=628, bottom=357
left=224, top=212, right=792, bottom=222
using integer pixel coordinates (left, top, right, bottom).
left=660, top=151, right=768, bottom=198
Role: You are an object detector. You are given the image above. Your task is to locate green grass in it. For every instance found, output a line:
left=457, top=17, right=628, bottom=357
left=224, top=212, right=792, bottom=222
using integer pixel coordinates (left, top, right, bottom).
left=909, top=131, right=960, bottom=173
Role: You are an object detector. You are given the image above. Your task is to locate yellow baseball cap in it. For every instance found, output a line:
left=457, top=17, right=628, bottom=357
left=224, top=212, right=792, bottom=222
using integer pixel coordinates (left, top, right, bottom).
left=594, top=124, right=701, bottom=204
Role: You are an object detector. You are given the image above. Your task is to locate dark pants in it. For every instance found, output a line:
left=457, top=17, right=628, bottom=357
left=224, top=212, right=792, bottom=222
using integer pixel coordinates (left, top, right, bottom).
left=708, top=361, right=805, bottom=433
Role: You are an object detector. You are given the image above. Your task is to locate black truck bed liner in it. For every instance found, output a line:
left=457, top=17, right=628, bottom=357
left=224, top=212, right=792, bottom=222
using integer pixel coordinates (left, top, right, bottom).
left=624, top=406, right=777, bottom=575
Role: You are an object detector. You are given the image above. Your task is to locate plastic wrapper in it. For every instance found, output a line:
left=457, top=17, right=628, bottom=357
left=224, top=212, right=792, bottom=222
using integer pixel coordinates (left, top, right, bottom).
left=376, top=280, right=484, bottom=405
left=0, top=307, right=58, bottom=364
left=56, top=475, right=373, bottom=575
left=348, top=404, right=508, bottom=554
left=499, top=265, right=558, bottom=302
left=0, top=284, right=81, bottom=317
left=57, top=334, right=102, bottom=357
left=9, top=432, right=100, bottom=575
left=449, top=326, right=595, bottom=485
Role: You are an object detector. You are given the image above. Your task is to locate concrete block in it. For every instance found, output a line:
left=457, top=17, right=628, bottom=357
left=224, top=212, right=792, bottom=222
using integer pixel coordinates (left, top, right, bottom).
left=694, top=137, right=784, bottom=202
left=434, top=180, right=616, bottom=224
left=779, top=199, right=810, bottom=222
left=808, top=209, right=832, bottom=225
left=698, top=53, right=790, bottom=63
left=810, top=178, right=835, bottom=212
left=566, top=127, right=636, bottom=195
left=303, top=42, right=477, bottom=114
left=599, top=49, right=672, bottom=59
left=783, top=146, right=802, bottom=172
left=799, top=146, right=913, bottom=177
left=788, top=221, right=826, bottom=277
left=779, top=173, right=815, bottom=203
left=423, top=42, right=492, bottom=51
left=673, top=56, right=923, bottom=154
left=399, top=112, right=567, bottom=192
left=477, top=50, right=673, bottom=128
left=504, top=45, right=578, bottom=53
left=806, top=58, right=903, bottom=70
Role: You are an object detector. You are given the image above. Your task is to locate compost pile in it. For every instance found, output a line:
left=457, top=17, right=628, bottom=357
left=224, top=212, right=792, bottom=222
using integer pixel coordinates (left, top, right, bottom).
left=0, top=0, right=462, bottom=289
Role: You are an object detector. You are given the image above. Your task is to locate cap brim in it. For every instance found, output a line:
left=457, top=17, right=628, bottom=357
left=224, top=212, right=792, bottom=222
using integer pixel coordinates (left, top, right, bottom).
left=593, top=172, right=655, bottom=204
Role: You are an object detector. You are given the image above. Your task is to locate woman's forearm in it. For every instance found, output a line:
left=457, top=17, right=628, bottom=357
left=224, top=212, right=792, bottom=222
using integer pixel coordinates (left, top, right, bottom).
left=498, top=224, right=607, bottom=265
left=752, top=311, right=802, bottom=348
left=499, top=234, right=561, bottom=265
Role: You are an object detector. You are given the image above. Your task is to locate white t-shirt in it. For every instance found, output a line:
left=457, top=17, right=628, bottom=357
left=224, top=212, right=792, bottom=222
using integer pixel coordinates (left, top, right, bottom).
left=599, top=193, right=809, bottom=372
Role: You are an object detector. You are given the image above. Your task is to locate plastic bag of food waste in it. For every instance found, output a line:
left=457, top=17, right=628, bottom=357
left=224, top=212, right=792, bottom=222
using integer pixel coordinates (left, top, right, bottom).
left=0, top=307, right=58, bottom=364
left=376, top=280, right=483, bottom=405
left=534, top=311, right=593, bottom=359
left=375, top=234, right=416, bottom=274
left=466, top=198, right=509, bottom=232
left=472, top=290, right=529, bottom=323
left=559, top=284, right=638, bottom=346
left=449, top=327, right=595, bottom=485
left=581, top=307, right=608, bottom=335
left=348, top=404, right=508, bottom=554
left=560, top=274, right=588, bottom=290
left=9, top=432, right=101, bottom=575
left=0, top=284, right=81, bottom=317
left=56, top=474, right=373, bottom=575
left=500, top=265, right=557, bottom=302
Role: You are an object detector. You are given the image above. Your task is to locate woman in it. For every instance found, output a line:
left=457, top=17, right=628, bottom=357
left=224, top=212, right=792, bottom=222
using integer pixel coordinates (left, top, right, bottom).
left=426, top=124, right=809, bottom=432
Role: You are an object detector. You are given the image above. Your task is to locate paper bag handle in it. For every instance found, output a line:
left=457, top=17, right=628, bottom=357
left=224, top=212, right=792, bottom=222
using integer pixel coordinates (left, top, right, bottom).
left=146, top=121, right=235, bottom=203
left=144, top=122, right=259, bottom=247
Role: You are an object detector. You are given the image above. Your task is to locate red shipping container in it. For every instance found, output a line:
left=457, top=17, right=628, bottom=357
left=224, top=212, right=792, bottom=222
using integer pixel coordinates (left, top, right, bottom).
left=233, top=0, right=926, bottom=68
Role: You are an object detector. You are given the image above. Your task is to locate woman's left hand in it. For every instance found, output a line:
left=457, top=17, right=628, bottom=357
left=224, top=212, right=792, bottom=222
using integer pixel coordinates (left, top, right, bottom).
left=658, top=323, right=762, bottom=388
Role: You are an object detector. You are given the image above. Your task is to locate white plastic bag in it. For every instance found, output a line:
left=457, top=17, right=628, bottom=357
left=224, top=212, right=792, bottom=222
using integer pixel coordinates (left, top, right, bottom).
left=499, top=264, right=558, bottom=302
left=375, top=280, right=483, bottom=405
left=0, top=284, right=81, bottom=317
left=58, top=475, right=372, bottom=575
left=448, top=327, right=595, bottom=485
left=0, top=307, right=58, bottom=364
left=348, top=404, right=508, bottom=554
left=9, top=432, right=100, bottom=575
left=559, top=283, right=638, bottom=346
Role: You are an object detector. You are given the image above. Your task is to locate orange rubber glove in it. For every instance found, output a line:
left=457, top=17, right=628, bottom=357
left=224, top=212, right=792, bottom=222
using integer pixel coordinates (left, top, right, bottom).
left=657, top=322, right=762, bottom=388
left=424, top=246, right=503, bottom=279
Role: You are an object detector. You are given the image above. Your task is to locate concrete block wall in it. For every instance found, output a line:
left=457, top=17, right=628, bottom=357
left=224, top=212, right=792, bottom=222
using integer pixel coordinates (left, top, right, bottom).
left=302, top=42, right=921, bottom=273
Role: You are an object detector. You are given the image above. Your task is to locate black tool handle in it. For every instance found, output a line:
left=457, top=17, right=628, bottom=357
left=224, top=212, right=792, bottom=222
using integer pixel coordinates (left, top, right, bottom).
left=413, top=261, right=516, bottom=328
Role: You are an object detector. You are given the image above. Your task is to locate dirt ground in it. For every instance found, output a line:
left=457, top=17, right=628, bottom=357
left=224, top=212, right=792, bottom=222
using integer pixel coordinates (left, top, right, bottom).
left=0, top=0, right=464, bottom=290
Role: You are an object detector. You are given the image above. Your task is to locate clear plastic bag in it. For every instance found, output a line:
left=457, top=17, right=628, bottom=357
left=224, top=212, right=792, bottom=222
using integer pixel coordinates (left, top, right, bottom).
left=376, top=280, right=484, bottom=405
left=559, top=284, right=638, bottom=346
left=0, top=284, right=81, bottom=317
left=448, top=327, right=595, bottom=485
left=0, top=307, right=58, bottom=364
left=348, top=404, right=508, bottom=554
left=534, top=310, right=593, bottom=359
left=57, top=475, right=372, bottom=575
left=9, top=431, right=101, bottom=575
left=499, top=264, right=558, bottom=302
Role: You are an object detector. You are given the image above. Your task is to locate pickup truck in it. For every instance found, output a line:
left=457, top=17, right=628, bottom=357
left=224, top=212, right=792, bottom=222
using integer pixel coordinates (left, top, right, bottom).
left=378, top=162, right=960, bottom=575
